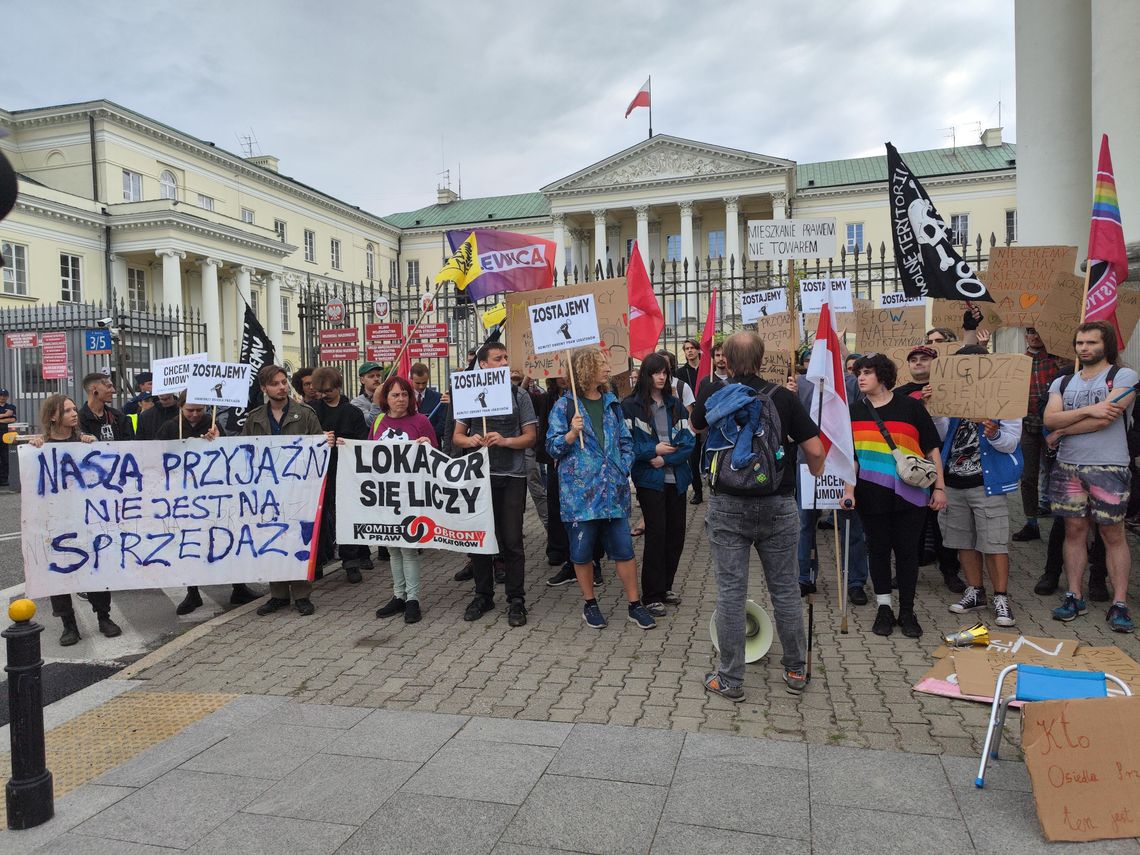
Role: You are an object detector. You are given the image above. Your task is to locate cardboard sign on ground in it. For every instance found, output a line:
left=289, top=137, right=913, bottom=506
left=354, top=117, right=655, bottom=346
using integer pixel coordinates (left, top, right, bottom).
left=507, top=278, right=629, bottom=380
left=883, top=341, right=958, bottom=385
left=1069, top=647, right=1140, bottom=696
left=926, top=353, right=1032, bottom=420
left=984, top=245, right=1078, bottom=328
left=931, top=631, right=1080, bottom=659
left=953, top=647, right=1076, bottom=698
left=1022, top=696, right=1140, bottom=842
left=854, top=299, right=927, bottom=351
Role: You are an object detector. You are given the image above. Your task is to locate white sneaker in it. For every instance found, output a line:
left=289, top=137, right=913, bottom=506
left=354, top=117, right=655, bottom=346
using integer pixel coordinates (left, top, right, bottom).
left=992, top=593, right=1015, bottom=627
left=949, top=586, right=987, bottom=614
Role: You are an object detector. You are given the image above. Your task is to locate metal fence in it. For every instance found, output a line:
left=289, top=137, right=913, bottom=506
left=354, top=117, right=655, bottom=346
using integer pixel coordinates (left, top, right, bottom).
left=0, top=299, right=206, bottom=428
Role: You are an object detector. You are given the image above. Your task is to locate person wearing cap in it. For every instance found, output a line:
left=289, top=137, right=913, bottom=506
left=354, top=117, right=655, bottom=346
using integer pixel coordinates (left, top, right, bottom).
left=122, top=372, right=154, bottom=416
left=0, top=388, right=15, bottom=487
left=351, top=361, right=386, bottom=423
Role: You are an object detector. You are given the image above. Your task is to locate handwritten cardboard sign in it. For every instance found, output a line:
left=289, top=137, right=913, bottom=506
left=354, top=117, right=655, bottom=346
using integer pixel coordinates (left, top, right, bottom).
left=1022, top=696, right=1140, bottom=842
left=930, top=298, right=1002, bottom=338
left=185, top=362, right=254, bottom=408
left=507, top=278, right=629, bottom=380
left=739, top=287, right=788, bottom=323
left=855, top=299, right=926, bottom=351
left=926, top=353, right=1031, bottom=420
left=984, top=245, right=1078, bottom=328
left=931, top=631, right=1080, bottom=660
left=528, top=294, right=600, bottom=354
left=883, top=341, right=958, bottom=386
left=450, top=367, right=513, bottom=420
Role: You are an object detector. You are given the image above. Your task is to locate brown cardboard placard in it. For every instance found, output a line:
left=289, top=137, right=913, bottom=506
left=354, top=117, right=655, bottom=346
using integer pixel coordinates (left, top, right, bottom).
left=931, top=297, right=1002, bottom=337
left=984, top=245, right=1079, bottom=328
left=883, top=341, right=959, bottom=385
left=926, top=353, right=1032, bottom=420
left=1115, top=287, right=1140, bottom=350
left=854, top=299, right=926, bottom=351
left=1034, top=271, right=1085, bottom=358
left=506, top=278, right=630, bottom=380
left=752, top=311, right=796, bottom=382
left=1022, top=696, right=1140, bottom=842
left=1071, top=647, right=1140, bottom=696
left=953, top=647, right=1069, bottom=698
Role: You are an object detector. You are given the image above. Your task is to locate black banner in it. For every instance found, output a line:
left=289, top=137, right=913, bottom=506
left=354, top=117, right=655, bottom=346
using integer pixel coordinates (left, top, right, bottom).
left=886, top=142, right=993, bottom=302
left=230, top=304, right=276, bottom=431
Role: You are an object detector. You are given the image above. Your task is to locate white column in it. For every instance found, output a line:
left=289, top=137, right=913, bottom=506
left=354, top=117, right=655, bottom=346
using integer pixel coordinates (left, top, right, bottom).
left=592, top=209, right=608, bottom=278
left=724, top=196, right=740, bottom=269
left=1014, top=0, right=1091, bottom=252
left=551, top=213, right=566, bottom=282
left=235, top=265, right=254, bottom=313
left=634, top=205, right=650, bottom=262
left=606, top=224, right=620, bottom=274
left=266, top=271, right=284, bottom=353
left=197, top=258, right=223, bottom=360
left=1092, top=0, right=1140, bottom=246
left=770, top=191, right=788, bottom=220
left=109, top=254, right=128, bottom=305
left=155, top=249, right=185, bottom=309
left=221, top=275, right=238, bottom=361
left=679, top=201, right=697, bottom=321
left=568, top=230, right=584, bottom=281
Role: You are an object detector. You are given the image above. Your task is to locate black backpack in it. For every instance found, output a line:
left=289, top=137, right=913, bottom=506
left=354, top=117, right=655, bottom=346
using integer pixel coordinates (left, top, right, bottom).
left=706, top=384, right=787, bottom=496
left=1057, top=366, right=1140, bottom=458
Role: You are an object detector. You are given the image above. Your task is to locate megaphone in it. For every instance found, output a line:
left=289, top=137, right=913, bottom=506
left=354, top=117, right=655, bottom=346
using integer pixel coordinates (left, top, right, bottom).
left=710, top=599, right=773, bottom=663
left=943, top=622, right=990, bottom=647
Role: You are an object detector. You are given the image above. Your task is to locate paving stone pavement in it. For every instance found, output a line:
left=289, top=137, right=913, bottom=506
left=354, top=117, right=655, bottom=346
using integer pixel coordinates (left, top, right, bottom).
left=8, top=694, right=1140, bottom=854
left=127, top=500, right=1140, bottom=760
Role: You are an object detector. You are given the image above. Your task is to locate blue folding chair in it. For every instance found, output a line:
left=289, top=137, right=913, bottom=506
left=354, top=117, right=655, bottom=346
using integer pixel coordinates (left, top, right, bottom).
left=975, top=663, right=1131, bottom=788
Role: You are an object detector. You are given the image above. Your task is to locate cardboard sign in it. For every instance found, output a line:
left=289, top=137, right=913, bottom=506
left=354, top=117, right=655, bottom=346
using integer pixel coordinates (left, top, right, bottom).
left=931, top=631, right=1080, bottom=660
left=746, top=218, right=837, bottom=261
left=335, top=441, right=498, bottom=555
left=152, top=352, right=208, bottom=395
left=799, top=278, right=853, bottom=313
left=930, top=298, right=1002, bottom=337
left=883, top=342, right=958, bottom=386
left=798, top=463, right=848, bottom=510
left=1022, top=696, right=1140, bottom=842
left=507, top=278, right=629, bottom=380
left=19, top=436, right=329, bottom=596
left=878, top=291, right=925, bottom=309
left=528, top=294, right=600, bottom=353
left=739, top=288, right=788, bottom=324
left=926, top=353, right=1032, bottom=420
left=451, top=367, right=512, bottom=419
left=186, top=362, right=254, bottom=408
left=854, top=299, right=926, bottom=351
left=1115, top=287, right=1140, bottom=350
left=984, top=245, right=1078, bottom=328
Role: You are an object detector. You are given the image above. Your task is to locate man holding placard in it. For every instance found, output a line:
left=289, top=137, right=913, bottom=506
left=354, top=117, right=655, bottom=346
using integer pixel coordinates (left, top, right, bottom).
left=452, top=341, right=537, bottom=628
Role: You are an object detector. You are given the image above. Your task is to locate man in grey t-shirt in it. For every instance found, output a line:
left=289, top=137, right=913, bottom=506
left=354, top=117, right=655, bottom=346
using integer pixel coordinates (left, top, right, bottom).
left=453, top=342, right=537, bottom=627
left=1044, top=320, right=1138, bottom=632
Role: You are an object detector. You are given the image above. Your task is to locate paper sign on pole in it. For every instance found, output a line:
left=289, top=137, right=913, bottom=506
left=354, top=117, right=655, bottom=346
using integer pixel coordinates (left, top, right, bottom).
left=527, top=293, right=600, bottom=354
left=19, top=436, right=329, bottom=596
left=926, top=353, right=1032, bottom=421
left=746, top=219, right=837, bottom=261
left=739, top=288, right=788, bottom=324
left=335, top=441, right=499, bottom=555
left=185, top=362, right=254, bottom=407
left=798, top=463, right=847, bottom=510
left=799, top=278, right=853, bottom=313
left=451, top=367, right=513, bottom=419
left=152, top=352, right=208, bottom=395
left=878, top=291, right=925, bottom=309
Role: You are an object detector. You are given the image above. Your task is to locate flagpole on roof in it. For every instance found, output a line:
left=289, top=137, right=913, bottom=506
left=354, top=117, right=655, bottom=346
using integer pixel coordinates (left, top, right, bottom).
left=648, top=75, right=653, bottom=139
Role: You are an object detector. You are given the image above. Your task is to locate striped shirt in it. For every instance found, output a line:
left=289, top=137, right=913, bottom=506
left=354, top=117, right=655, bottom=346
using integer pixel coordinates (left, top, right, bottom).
left=850, top=394, right=940, bottom=509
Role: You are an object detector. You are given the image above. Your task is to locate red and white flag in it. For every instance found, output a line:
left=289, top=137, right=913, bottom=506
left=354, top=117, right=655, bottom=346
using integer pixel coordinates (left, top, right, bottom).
left=627, top=241, right=663, bottom=359
left=805, top=281, right=856, bottom=485
left=625, top=77, right=651, bottom=118
left=695, top=289, right=717, bottom=391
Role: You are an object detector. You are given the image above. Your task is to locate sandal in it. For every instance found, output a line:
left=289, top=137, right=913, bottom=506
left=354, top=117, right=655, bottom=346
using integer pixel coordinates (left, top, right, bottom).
left=630, top=521, right=645, bottom=537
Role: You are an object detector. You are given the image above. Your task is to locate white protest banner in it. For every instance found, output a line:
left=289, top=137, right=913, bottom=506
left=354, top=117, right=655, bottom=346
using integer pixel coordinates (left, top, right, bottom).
left=19, top=436, right=329, bottom=597
left=799, top=278, right=853, bottom=313
left=152, top=352, right=208, bottom=395
left=878, top=291, right=925, bottom=309
left=451, top=367, right=513, bottom=420
left=527, top=293, right=600, bottom=354
left=798, top=463, right=848, bottom=510
left=186, top=362, right=253, bottom=407
left=739, top=287, right=788, bottom=324
left=747, top=218, right=837, bottom=261
left=335, top=440, right=498, bottom=555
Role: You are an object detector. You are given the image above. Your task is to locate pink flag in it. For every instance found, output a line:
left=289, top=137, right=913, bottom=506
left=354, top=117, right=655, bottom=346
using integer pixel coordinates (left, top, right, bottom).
left=1084, top=134, right=1128, bottom=343
left=805, top=282, right=856, bottom=485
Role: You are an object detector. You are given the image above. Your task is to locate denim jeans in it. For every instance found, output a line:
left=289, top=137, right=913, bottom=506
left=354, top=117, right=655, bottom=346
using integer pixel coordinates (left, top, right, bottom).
left=796, top=508, right=869, bottom=589
left=706, top=493, right=804, bottom=685
left=473, top=475, right=527, bottom=603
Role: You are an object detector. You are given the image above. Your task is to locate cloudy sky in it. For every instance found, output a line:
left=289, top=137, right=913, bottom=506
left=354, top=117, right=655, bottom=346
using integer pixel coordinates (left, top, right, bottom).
left=7, top=0, right=1014, bottom=217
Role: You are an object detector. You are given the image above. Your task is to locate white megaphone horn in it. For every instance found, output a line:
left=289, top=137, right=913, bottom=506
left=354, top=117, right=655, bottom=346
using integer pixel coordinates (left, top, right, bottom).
left=710, top=599, right=774, bottom=664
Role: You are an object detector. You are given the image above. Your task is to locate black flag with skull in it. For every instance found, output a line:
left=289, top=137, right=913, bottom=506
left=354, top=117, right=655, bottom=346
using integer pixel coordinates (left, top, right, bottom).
left=886, top=142, right=993, bottom=302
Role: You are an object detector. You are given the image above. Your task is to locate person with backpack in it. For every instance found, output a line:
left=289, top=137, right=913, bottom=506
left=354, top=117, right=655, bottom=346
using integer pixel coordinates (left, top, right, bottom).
left=1044, top=320, right=1138, bottom=632
left=691, top=332, right=824, bottom=700
left=843, top=353, right=946, bottom=640
left=622, top=352, right=695, bottom=617
left=547, top=347, right=657, bottom=631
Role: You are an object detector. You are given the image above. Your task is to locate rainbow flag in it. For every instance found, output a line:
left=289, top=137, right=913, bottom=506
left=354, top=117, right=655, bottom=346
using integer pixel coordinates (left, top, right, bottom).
left=1085, top=134, right=1129, bottom=342
left=435, top=229, right=556, bottom=303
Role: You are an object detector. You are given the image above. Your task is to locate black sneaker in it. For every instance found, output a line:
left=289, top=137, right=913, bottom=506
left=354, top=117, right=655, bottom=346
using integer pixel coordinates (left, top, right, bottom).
left=1034, top=569, right=1061, bottom=596
left=507, top=600, right=527, bottom=627
left=547, top=562, right=577, bottom=586
left=689, top=494, right=703, bottom=505
left=176, top=587, right=203, bottom=615
left=847, top=586, right=868, bottom=606
left=493, top=559, right=506, bottom=585
left=897, top=609, right=923, bottom=638
left=256, top=597, right=291, bottom=616
left=295, top=598, right=315, bottom=616
left=97, top=614, right=122, bottom=638
left=229, top=583, right=259, bottom=605
left=547, top=555, right=567, bottom=567
left=664, top=590, right=682, bottom=605
left=345, top=566, right=363, bottom=584
left=593, top=561, right=604, bottom=587
left=375, top=596, right=406, bottom=618
left=949, top=586, right=987, bottom=614
left=644, top=601, right=667, bottom=618
left=404, top=600, right=422, bottom=624
left=453, top=560, right=474, bottom=582
left=872, top=604, right=895, bottom=636
left=463, top=596, right=494, bottom=621
left=1011, top=523, right=1041, bottom=542
left=942, top=572, right=967, bottom=594
left=375, top=547, right=391, bottom=561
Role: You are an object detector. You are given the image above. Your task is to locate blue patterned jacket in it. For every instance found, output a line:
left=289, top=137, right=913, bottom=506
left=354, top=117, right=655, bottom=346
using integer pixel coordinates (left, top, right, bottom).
left=546, top=391, right=633, bottom=523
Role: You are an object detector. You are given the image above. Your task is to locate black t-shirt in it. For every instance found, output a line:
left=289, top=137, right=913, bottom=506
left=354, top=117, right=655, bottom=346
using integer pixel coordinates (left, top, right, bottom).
left=944, top=419, right=983, bottom=489
left=850, top=393, right=941, bottom=511
left=894, top=381, right=925, bottom=401
left=691, top=374, right=820, bottom=496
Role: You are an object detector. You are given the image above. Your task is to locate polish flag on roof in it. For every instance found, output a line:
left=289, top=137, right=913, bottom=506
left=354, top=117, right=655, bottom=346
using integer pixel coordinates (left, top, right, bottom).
left=625, top=77, right=651, bottom=118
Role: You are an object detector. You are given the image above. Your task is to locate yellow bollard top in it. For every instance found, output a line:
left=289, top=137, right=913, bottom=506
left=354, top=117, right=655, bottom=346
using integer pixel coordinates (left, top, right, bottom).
left=8, top=599, right=36, bottom=623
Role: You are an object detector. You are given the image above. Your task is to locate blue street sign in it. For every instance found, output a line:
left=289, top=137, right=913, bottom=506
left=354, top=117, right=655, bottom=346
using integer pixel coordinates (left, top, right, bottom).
left=84, top=329, right=113, bottom=354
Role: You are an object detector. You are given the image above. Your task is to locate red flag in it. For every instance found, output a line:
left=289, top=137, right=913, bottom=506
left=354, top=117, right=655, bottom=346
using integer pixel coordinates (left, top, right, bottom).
left=695, top=289, right=717, bottom=390
left=1085, top=134, right=1128, bottom=343
left=805, top=283, right=856, bottom=485
left=625, top=77, right=651, bottom=118
left=397, top=346, right=411, bottom=381
left=627, top=241, right=663, bottom=359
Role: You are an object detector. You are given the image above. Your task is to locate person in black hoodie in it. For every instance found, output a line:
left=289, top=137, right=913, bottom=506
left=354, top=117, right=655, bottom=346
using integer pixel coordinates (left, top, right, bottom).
left=79, top=372, right=135, bottom=441
left=310, top=367, right=371, bottom=582
left=135, top=392, right=180, bottom=440
left=156, top=393, right=261, bottom=614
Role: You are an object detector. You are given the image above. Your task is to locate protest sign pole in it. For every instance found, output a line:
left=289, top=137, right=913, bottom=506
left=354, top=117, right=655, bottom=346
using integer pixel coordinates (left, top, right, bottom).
left=787, top=259, right=797, bottom=375
left=564, top=349, right=585, bottom=448
left=805, top=369, right=822, bottom=684
left=386, top=278, right=447, bottom=382
left=841, top=515, right=851, bottom=634
left=1079, top=260, right=1092, bottom=324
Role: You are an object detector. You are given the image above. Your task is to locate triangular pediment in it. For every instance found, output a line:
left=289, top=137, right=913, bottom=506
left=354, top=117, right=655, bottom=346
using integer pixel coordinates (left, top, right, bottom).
left=542, top=135, right=793, bottom=195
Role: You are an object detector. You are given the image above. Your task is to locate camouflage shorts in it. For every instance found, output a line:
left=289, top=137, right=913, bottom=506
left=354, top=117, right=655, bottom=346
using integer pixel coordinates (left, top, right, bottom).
left=1048, top=462, right=1131, bottom=526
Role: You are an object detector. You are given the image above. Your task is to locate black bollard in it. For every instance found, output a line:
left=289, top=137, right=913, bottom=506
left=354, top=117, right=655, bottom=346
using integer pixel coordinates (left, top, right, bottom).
left=4, top=599, right=53, bottom=829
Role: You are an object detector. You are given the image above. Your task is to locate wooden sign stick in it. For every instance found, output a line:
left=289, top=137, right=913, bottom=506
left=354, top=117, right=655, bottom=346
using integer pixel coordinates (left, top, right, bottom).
left=211, top=404, right=217, bottom=431
left=565, top=349, right=585, bottom=448
left=386, top=277, right=446, bottom=381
